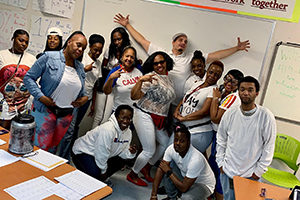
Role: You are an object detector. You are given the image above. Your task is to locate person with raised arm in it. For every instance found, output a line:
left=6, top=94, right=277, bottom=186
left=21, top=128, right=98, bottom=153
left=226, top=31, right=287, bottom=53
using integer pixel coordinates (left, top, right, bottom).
left=114, top=13, right=250, bottom=106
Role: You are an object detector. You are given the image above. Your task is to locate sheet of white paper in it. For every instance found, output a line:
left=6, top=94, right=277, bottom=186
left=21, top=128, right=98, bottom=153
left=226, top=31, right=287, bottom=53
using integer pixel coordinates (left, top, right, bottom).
left=32, top=0, right=75, bottom=19
left=47, top=183, right=84, bottom=200
left=0, top=9, right=27, bottom=51
left=0, top=138, right=7, bottom=146
left=21, top=149, right=68, bottom=171
left=0, top=149, right=19, bottom=167
left=0, top=0, right=29, bottom=9
left=4, top=176, right=55, bottom=200
left=55, top=170, right=107, bottom=197
left=27, top=15, right=73, bottom=56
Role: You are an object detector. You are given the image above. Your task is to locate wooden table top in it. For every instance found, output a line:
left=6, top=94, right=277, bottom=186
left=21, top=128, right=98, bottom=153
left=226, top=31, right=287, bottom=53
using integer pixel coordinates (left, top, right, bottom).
left=233, top=175, right=291, bottom=200
left=0, top=131, right=112, bottom=200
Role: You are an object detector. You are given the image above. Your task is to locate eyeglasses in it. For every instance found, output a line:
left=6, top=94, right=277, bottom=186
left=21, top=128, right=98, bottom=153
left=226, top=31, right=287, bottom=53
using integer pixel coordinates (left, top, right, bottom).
left=153, top=60, right=165, bottom=66
left=4, top=82, right=28, bottom=98
left=223, top=75, right=238, bottom=86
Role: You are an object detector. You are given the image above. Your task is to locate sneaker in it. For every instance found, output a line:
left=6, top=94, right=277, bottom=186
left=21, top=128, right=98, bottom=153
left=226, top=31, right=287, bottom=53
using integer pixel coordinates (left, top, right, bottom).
left=104, top=179, right=114, bottom=188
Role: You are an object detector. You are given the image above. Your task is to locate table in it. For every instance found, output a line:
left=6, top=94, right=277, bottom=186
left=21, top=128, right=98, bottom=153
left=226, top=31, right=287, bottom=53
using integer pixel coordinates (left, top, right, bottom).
left=0, top=131, right=113, bottom=200
left=233, top=175, right=291, bottom=200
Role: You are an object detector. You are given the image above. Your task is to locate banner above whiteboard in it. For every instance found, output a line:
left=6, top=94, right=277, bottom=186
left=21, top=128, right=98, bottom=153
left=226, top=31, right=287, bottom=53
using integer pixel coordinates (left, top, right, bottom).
left=148, top=0, right=300, bottom=22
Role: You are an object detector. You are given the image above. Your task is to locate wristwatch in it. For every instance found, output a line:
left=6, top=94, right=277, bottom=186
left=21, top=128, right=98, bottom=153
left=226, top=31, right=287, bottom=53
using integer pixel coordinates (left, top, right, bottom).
left=166, top=169, right=173, bottom=177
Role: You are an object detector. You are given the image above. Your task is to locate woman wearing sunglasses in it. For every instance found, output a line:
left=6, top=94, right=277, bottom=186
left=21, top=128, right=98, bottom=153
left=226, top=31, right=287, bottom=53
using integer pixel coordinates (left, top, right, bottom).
left=127, top=51, right=175, bottom=186
left=209, top=69, right=244, bottom=200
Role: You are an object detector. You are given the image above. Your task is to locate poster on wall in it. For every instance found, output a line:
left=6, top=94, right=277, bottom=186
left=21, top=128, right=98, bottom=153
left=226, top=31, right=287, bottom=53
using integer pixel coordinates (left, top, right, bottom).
left=32, top=0, right=76, bottom=19
left=0, top=9, right=27, bottom=51
left=27, top=15, right=73, bottom=56
left=0, top=0, right=29, bottom=9
left=147, top=0, right=300, bottom=22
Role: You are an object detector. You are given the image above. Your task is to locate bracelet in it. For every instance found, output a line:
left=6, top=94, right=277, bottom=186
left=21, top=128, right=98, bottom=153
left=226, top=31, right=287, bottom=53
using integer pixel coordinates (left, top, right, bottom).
left=213, top=97, right=220, bottom=101
left=151, top=196, right=157, bottom=199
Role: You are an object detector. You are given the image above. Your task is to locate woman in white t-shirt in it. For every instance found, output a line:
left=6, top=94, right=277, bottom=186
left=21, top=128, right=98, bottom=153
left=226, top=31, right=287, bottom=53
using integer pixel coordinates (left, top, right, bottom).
left=103, top=46, right=142, bottom=111
left=24, top=31, right=88, bottom=153
left=91, top=27, right=132, bottom=127
left=36, top=27, right=63, bottom=59
left=127, top=52, right=175, bottom=187
left=208, top=69, right=244, bottom=200
left=173, top=61, right=224, bottom=153
left=0, top=29, right=36, bottom=129
left=183, top=50, right=206, bottom=96
left=58, top=34, right=105, bottom=159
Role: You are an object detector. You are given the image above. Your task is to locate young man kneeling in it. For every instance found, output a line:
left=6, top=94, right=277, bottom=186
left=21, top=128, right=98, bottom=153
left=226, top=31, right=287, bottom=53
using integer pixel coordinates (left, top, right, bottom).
left=150, top=123, right=215, bottom=200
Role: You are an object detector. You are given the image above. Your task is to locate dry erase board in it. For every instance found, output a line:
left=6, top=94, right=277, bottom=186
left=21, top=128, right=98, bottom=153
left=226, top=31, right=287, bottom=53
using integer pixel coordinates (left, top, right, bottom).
left=262, top=42, right=300, bottom=124
left=81, top=0, right=275, bottom=79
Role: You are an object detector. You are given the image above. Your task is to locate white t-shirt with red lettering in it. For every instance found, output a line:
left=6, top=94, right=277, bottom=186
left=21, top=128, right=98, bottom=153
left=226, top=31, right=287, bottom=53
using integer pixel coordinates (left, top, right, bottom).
left=105, top=65, right=142, bottom=110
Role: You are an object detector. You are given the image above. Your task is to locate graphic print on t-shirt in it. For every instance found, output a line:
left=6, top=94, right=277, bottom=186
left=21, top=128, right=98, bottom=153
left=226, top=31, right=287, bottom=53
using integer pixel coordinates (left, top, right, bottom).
left=0, top=64, right=30, bottom=113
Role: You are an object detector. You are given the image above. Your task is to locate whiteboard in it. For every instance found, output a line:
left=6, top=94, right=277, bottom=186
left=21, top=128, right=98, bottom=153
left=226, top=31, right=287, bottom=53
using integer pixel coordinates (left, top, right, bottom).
left=262, top=43, right=300, bottom=124
left=82, top=0, right=275, bottom=80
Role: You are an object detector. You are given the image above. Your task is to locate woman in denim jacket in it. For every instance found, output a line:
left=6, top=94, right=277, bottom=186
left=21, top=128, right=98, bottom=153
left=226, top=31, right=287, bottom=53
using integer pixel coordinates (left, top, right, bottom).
left=24, top=31, right=88, bottom=153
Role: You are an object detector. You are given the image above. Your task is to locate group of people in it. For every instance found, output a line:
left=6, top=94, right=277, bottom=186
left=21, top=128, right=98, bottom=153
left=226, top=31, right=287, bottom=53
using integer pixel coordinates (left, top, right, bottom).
left=0, top=12, right=277, bottom=200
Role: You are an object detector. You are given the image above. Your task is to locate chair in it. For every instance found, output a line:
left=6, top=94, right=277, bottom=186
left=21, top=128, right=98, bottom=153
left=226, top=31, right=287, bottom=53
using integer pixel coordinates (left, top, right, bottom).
left=262, top=133, right=300, bottom=189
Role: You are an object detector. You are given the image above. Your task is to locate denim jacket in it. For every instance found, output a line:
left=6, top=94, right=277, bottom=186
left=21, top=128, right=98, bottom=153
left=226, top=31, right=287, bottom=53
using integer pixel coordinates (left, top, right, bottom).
left=24, top=50, right=86, bottom=112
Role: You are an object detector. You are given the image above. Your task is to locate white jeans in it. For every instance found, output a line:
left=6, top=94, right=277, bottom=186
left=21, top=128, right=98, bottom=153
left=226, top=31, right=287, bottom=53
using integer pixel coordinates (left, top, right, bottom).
left=92, top=92, right=114, bottom=128
left=132, top=108, right=170, bottom=173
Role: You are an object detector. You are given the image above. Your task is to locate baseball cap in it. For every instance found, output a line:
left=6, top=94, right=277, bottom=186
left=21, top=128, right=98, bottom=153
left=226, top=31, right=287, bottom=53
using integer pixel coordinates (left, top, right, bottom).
left=172, top=33, right=187, bottom=41
left=47, top=27, right=63, bottom=37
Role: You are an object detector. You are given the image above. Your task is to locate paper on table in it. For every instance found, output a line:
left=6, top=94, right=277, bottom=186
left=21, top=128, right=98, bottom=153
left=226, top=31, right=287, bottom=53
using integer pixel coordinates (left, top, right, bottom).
left=21, top=149, right=68, bottom=171
left=0, top=149, right=19, bottom=167
left=47, top=183, right=84, bottom=200
left=55, top=169, right=107, bottom=197
left=0, top=138, right=7, bottom=146
left=4, top=176, right=55, bottom=200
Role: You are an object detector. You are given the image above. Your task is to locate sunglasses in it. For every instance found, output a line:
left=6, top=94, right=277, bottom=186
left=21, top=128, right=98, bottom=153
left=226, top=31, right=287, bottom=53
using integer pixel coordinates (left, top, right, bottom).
left=153, top=60, right=165, bottom=66
left=223, top=75, right=238, bottom=86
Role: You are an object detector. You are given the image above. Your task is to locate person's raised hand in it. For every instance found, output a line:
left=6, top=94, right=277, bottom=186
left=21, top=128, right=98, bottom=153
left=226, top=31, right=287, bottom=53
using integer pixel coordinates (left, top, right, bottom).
left=114, top=13, right=129, bottom=27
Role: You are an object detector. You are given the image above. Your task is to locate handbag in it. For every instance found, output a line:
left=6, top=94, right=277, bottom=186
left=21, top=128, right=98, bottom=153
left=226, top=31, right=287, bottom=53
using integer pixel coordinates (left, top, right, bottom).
left=47, top=106, right=73, bottom=118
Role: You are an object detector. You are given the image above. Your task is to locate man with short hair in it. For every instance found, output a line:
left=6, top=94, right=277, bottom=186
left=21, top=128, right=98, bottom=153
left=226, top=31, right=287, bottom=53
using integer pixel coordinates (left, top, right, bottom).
left=114, top=13, right=250, bottom=105
left=216, top=76, right=276, bottom=200
left=150, top=123, right=215, bottom=200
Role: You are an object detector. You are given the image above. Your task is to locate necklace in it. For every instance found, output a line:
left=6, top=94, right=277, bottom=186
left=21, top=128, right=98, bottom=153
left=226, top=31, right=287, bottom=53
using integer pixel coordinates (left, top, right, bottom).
left=240, top=106, right=257, bottom=116
left=120, top=64, right=133, bottom=77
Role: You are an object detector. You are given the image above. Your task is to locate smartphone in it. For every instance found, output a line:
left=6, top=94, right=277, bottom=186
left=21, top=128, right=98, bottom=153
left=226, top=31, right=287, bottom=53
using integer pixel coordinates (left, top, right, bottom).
left=0, top=129, right=9, bottom=135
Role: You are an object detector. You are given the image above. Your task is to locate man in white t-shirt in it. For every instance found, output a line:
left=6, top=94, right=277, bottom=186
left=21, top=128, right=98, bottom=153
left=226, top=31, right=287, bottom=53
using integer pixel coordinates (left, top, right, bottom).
left=150, top=123, right=215, bottom=200
left=216, top=76, right=276, bottom=200
left=114, top=13, right=250, bottom=106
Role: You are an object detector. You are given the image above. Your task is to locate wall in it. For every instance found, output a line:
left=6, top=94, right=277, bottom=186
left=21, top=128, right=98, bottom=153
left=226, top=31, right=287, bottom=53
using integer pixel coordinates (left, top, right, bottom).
left=257, top=19, right=300, bottom=178
left=0, top=0, right=85, bottom=49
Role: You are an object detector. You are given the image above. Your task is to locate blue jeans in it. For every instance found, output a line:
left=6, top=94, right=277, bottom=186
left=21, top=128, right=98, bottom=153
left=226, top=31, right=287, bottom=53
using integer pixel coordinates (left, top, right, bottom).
left=71, top=152, right=126, bottom=181
left=220, top=173, right=261, bottom=200
left=59, top=99, right=91, bottom=160
left=208, top=131, right=223, bottom=194
left=164, top=162, right=212, bottom=200
left=191, top=130, right=214, bottom=153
